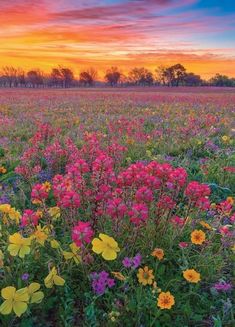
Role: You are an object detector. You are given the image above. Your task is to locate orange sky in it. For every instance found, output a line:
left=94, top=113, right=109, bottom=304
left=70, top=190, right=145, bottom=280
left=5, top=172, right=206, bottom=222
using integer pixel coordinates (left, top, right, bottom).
left=1, top=0, right=235, bottom=79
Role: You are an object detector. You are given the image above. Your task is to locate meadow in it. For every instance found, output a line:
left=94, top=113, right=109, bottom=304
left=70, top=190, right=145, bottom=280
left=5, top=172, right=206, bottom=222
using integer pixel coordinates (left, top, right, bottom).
left=0, top=87, right=234, bottom=327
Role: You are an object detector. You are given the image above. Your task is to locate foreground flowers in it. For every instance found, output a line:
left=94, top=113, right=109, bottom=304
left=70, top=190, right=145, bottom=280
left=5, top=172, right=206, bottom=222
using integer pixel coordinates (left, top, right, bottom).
left=137, top=266, right=154, bottom=285
left=191, top=230, right=206, bottom=245
left=92, top=233, right=120, bottom=260
left=0, top=287, right=29, bottom=317
left=183, top=269, right=201, bottom=283
left=7, top=233, right=31, bottom=258
left=157, top=291, right=175, bottom=310
left=44, top=267, right=65, bottom=288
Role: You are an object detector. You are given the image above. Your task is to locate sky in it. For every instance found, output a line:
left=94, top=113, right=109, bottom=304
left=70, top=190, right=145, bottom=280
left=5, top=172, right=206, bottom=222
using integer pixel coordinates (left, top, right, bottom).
left=0, top=0, right=235, bottom=79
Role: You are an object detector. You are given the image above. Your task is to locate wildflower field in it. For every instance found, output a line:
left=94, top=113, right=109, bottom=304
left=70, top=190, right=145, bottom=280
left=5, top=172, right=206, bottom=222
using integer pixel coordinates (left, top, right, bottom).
left=0, top=87, right=234, bottom=326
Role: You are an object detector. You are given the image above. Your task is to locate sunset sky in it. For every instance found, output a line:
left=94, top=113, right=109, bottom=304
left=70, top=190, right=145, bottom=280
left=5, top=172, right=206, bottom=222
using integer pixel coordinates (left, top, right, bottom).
left=1, top=0, right=235, bottom=79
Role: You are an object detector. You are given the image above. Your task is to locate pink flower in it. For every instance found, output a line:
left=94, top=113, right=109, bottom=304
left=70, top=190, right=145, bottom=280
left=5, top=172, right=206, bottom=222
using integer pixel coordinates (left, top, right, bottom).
left=21, top=209, right=40, bottom=227
left=72, top=221, right=94, bottom=246
left=179, top=242, right=189, bottom=248
left=106, top=198, right=127, bottom=220
left=129, top=203, right=148, bottom=225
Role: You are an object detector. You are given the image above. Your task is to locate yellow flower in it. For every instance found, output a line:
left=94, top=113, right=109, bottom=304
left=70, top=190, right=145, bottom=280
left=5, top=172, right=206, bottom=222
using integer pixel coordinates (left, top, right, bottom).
left=200, top=221, right=212, bottom=230
left=137, top=266, right=154, bottom=286
left=48, top=206, right=61, bottom=220
left=8, top=207, right=21, bottom=224
left=151, top=248, right=164, bottom=260
left=32, top=225, right=48, bottom=246
left=63, top=243, right=81, bottom=264
left=50, top=239, right=60, bottom=249
left=42, top=181, right=51, bottom=192
left=191, top=229, right=206, bottom=245
left=27, top=283, right=44, bottom=304
left=222, top=135, right=230, bottom=143
left=111, top=271, right=126, bottom=281
left=183, top=269, right=201, bottom=283
left=92, top=233, right=120, bottom=261
left=7, top=233, right=31, bottom=258
left=0, top=166, right=7, bottom=174
left=0, top=204, right=11, bottom=213
left=44, top=267, right=65, bottom=288
left=157, top=291, right=175, bottom=310
left=0, top=286, right=29, bottom=317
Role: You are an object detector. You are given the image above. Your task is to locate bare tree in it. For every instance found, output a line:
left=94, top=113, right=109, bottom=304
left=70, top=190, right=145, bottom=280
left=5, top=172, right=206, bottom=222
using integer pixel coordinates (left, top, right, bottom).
left=79, top=67, right=97, bottom=86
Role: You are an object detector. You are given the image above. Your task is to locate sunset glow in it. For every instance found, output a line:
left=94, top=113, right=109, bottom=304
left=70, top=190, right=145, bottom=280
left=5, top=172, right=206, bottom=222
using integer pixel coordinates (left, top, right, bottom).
left=1, top=0, right=235, bottom=78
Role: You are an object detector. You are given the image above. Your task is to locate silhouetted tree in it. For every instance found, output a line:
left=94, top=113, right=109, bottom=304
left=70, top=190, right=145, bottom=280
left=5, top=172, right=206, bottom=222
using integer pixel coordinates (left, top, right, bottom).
left=184, top=72, right=202, bottom=86
left=27, top=70, right=44, bottom=88
left=209, top=74, right=234, bottom=87
left=105, top=67, right=121, bottom=86
left=79, top=68, right=97, bottom=86
left=128, top=67, right=153, bottom=86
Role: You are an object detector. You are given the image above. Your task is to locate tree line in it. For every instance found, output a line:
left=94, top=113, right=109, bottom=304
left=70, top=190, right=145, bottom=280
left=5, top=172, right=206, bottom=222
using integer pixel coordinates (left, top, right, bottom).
left=0, top=64, right=234, bottom=88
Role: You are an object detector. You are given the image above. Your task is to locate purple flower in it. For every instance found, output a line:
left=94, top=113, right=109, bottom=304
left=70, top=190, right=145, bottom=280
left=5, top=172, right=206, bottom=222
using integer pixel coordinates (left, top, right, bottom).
left=21, top=273, right=29, bottom=281
left=122, top=253, right=142, bottom=269
left=132, top=253, right=142, bottom=268
left=122, top=257, right=132, bottom=268
left=214, top=281, right=232, bottom=292
left=90, top=271, right=115, bottom=295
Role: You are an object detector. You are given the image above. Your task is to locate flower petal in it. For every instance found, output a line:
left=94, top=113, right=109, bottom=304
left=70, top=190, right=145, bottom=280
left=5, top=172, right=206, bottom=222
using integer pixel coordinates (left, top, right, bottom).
left=92, top=238, right=105, bottom=254
left=102, top=248, right=117, bottom=261
left=19, top=245, right=30, bottom=258
left=13, top=301, right=28, bottom=317
left=15, top=288, right=29, bottom=302
left=0, top=299, right=13, bottom=315
left=7, top=244, right=19, bottom=257
left=1, top=286, right=16, bottom=300
left=31, top=291, right=44, bottom=304
left=53, top=275, right=65, bottom=286
left=28, top=283, right=40, bottom=294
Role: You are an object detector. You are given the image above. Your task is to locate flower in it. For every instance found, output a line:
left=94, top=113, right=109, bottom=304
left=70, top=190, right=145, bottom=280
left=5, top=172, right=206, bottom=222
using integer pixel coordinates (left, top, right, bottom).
left=7, top=233, right=31, bottom=258
left=157, top=291, right=175, bottom=310
left=32, top=225, right=48, bottom=246
left=92, top=233, right=120, bottom=260
left=191, top=229, right=206, bottom=245
left=151, top=248, right=164, bottom=260
left=200, top=221, right=212, bottom=230
left=179, top=242, right=189, bottom=248
left=222, top=135, right=230, bottom=143
left=111, top=272, right=126, bottom=281
left=0, top=286, right=29, bottom=317
left=213, top=281, right=232, bottom=292
left=0, top=166, right=7, bottom=174
left=50, top=239, right=60, bottom=249
left=122, top=253, right=142, bottom=269
left=63, top=243, right=81, bottom=264
left=183, top=269, right=201, bottom=283
left=21, top=273, right=29, bottom=281
left=48, top=206, right=61, bottom=220
left=72, top=221, right=94, bottom=247
left=137, top=266, right=154, bottom=286
left=90, top=271, right=115, bottom=295
left=44, top=267, right=65, bottom=288
left=27, top=283, right=44, bottom=303
left=122, top=257, right=132, bottom=268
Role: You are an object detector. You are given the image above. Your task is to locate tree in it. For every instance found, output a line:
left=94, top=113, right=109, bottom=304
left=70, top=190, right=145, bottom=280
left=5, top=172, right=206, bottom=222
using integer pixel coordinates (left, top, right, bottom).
left=105, top=67, right=121, bottom=86
left=184, top=72, right=202, bottom=86
left=128, top=67, right=154, bottom=86
left=156, top=64, right=187, bottom=86
left=209, top=74, right=233, bottom=87
left=1, top=66, right=18, bottom=87
left=27, top=70, right=44, bottom=88
left=79, top=68, right=97, bottom=86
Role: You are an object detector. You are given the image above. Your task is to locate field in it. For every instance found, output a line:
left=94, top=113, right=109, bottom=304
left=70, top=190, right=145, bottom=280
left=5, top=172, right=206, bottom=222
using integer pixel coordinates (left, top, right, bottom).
left=0, top=87, right=234, bottom=326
